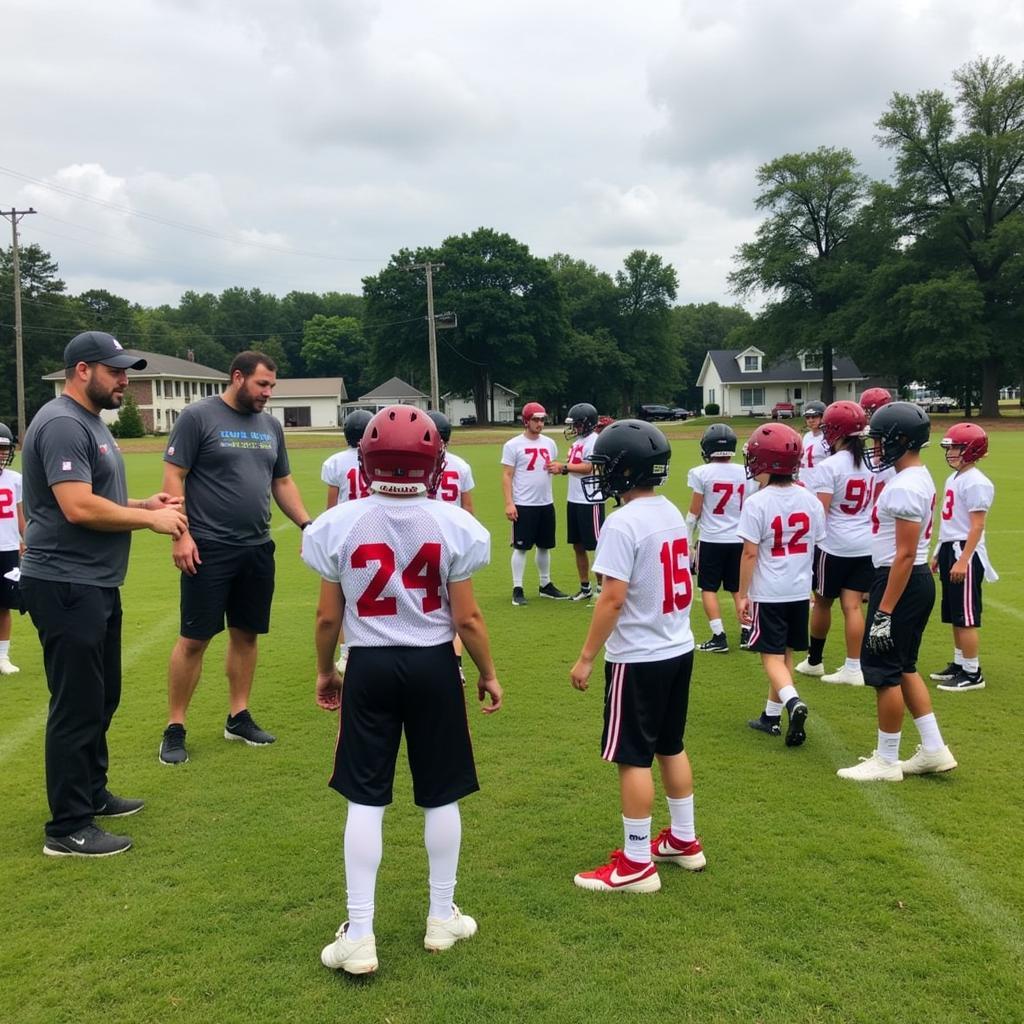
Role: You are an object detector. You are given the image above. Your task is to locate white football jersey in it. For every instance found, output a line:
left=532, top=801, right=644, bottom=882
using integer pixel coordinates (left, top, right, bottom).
left=302, top=494, right=490, bottom=648
left=592, top=495, right=695, bottom=663
left=566, top=431, right=599, bottom=504
left=937, top=466, right=998, bottom=581
left=814, top=449, right=873, bottom=557
left=738, top=483, right=827, bottom=603
left=433, top=451, right=475, bottom=507
left=321, top=448, right=370, bottom=502
left=800, top=430, right=829, bottom=492
left=870, top=465, right=935, bottom=568
left=0, top=468, right=23, bottom=551
left=687, top=460, right=747, bottom=542
left=871, top=465, right=897, bottom=505
left=501, top=432, right=558, bottom=506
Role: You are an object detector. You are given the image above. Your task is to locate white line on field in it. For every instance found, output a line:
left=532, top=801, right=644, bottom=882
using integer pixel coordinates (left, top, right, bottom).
left=986, top=597, right=1024, bottom=622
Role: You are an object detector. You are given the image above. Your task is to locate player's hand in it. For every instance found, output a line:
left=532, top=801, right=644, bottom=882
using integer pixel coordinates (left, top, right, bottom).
left=570, top=655, right=593, bottom=691
left=143, top=491, right=184, bottom=511
left=172, top=534, right=202, bottom=574
left=866, top=610, right=894, bottom=654
left=477, top=675, right=502, bottom=714
left=950, top=558, right=968, bottom=584
left=546, top=460, right=563, bottom=475
left=316, top=670, right=342, bottom=711
left=930, top=557, right=939, bottom=574
left=150, top=506, right=189, bottom=540
left=504, top=502, right=518, bottom=522
left=738, top=598, right=751, bottom=625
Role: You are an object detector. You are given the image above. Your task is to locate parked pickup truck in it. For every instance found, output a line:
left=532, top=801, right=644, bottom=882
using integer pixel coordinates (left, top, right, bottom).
left=770, top=402, right=795, bottom=419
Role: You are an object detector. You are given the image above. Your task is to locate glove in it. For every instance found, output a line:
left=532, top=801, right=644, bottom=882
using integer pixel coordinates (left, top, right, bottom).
left=866, top=610, right=894, bottom=654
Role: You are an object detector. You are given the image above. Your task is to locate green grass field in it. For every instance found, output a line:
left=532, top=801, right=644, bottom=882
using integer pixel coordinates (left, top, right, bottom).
left=4, top=419, right=1023, bottom=1024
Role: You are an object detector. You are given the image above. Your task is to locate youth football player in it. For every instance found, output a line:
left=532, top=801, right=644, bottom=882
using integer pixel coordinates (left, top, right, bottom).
left=737, top=423, right=826, bottom=746
left=0, top=423, right=25, bottom=675
left=929, top=423, right=997, bottom=692
left=799, top=400, right=829, bottom=493
left=837, top=403, right=957, bottom=781
left=303, top=406, right=502, bottom=975
left=427, top=411, right=475, bottom=514
left=570, top=419, right=706, bottom=894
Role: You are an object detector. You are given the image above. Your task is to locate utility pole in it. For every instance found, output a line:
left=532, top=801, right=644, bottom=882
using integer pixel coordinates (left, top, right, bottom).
left=405, top=261, right=444, bottom=411
left=2, top=207, right=37, bottom=441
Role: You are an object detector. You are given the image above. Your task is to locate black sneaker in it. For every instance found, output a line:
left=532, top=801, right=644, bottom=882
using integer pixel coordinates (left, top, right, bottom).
left=159, top=723, right=189, bottom=765
left=43, top=823, right=132, bottom=858
left=747, top=714, right=781, bottom=736
left=570, top=586, right=593, bottom=603
left=95, top=791, right=145, bottom=817
left=697, top=633, right=729, bottom=653
left=538, top=582, right=570, bottom=600
left=929, top=661, right=959, bottom=682
left=784, top=699, right=808, bottom=748
left=739, top=627, right=753, bottom=650
left=512, top=586, right=528, bottom=607
left=937, top=668, right=986, bottom=692
left=224, top=710, right=276, bottom=746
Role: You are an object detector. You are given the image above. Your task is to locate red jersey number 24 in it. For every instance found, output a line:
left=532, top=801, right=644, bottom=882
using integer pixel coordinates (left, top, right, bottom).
left=351, top=542, right=442, bottom=617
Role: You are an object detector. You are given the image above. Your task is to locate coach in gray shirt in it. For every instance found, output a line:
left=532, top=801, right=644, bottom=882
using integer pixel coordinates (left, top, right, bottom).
left=21, top=331, right=188, bottom=858
left=159, top=350, right=312, bottom=765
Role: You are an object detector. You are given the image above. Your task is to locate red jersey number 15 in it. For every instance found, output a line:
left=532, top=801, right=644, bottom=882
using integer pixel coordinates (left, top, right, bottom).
left=659, top=537, right=692, bottom=614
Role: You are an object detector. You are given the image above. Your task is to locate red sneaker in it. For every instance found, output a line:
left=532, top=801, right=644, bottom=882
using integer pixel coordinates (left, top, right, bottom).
left=573, top=849, right=661, bottom=893
left=650, top=828, right=706, bottom=871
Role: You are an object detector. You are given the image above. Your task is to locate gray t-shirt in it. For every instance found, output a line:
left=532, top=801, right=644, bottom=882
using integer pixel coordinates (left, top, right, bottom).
left=21, top=395, right=131, bottom=587
left=164, top=397, right=291, bottom=545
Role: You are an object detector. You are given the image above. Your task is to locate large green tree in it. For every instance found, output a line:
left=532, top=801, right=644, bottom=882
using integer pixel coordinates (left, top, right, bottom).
left=300, top=314, right=369, bottom=395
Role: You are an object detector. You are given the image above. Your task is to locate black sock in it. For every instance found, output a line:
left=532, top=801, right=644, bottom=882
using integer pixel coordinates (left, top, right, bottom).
left=808, top=636, right=826, bottom=665
left=580, top=581, right=591, bottom=591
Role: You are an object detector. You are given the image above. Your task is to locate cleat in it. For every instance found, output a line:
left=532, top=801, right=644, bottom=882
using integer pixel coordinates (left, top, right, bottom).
left=899, top=744, right=957, bottom=775
left=321, top=923, right=378, bottom=975
left=43, top=823, right=132, bottom=857
left=795, top=658, right=824, bottom=677
left=837, top=751, right=903, bottom=781
left=821, top=665, right=864, bottom=686
left=0, top=657, right=20, bottom=675
left=159, top=723, right=189, bottom=765
left=570, top=586, right=593, bottom=603
left=511, top=586, right=528, bottom=607
left=424, top=904, right=478, bottom=951
left=95, top=791, right=145, bottom=817
left=937, top=669, right=985, bottom=692
left=785, top=699, right=808, bottom=747
left=224, top=709, right=276, bottom=746
left=929, top=661, right=959, bottom=682
left=574, top=849, right=661, bottom=893
left=651, top=828, right=706, bottom=871
left=697, top=633, right=729, bottom=654
left=538, top=582, right=570, bottom=600
left=747, top=714, right=781, bottom=736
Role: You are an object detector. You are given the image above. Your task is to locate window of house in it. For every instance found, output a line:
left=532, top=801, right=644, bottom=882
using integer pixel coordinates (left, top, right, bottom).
left=192, top=381, right=198, bottom=395
left=155, top=380, right=162, bottom=398
left=794, top=387, right=802, bottom=400
left=801, top=351, right=823, bottom=370
left=709, top=388, right=715, bottom=405
left=744, top=355, right=760, bottom=372
left=174, top=380, right=181, bottom=397
left=740, top=387, right=765, bottom=407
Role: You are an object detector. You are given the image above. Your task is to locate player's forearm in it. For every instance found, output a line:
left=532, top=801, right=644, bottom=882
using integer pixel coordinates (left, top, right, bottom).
left=879, top=552, right=913, bottom=613
left=57, top=490, right=164, bottom=533
left=501, top=468, right=514, bottom=506
left=455, top=611, right=497, bottom=679
left=272, top=477, right=311, bottom=527
left=959, top=515, right=986, bottom=562
left=314, top=607, right=342, bottom=675
left=578, top=592, right=623, bottom=661
left=738, top=548, right=757, bottom=600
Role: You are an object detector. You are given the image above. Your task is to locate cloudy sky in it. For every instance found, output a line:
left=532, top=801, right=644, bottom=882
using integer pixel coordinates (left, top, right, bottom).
left=5, top=0, right=1022, bottom=309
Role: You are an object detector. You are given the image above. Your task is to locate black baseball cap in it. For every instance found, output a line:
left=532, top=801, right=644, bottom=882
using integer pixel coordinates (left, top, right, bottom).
left=64, top=331, right=147, bottom=370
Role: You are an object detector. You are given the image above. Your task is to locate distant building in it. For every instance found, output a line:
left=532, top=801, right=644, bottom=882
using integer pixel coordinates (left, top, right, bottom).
left=442, top=382, right=518, bottom=424
left=266, top=377, right=347, bottom=429
left=346, top=376, right=430, bottom=414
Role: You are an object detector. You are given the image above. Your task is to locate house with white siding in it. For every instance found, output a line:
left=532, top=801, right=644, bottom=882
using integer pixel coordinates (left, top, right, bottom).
left=266, top=378, right=347, bottom=429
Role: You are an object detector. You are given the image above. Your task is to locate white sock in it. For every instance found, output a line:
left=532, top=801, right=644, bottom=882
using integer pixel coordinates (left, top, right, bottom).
left=709, top=618, right=724, bottom=636
left=877, top=729, right=901, bottom=763
left=777, top=684, right=798, bottom=706
left=510, top=549, right=527, bottom=588
left=666, top=795, right=695, bottom=842
left=535, top=548, right=551, bottom=586
left=623, top=815, right=651, bottom=865
left=765, top=700, right=783, bottom=717
left=954, top=647, right=964, bottom=666
left=344, top=802, right=385, bottom=940
left=424, top=802, right=461, bottom=921
left=0, top=640, right=9, bottom=659
left=845, top=657, right=861, bottom=671
left=914, top=713, right=945, bottom=753
left=962, top=657, right=979, bottom=674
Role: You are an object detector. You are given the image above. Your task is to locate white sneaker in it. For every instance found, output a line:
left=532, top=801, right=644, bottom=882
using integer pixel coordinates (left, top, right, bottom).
left=321, top=922, right=378, bottom=974
left=0, top=657, right=19, bottom=675
left=424, top=903, right=478, bottom=951
left=335, top=648, right=349, bottom=677
left=899, top=744, right=957, bottom=776
left=837, top=751, right=903, bottom=782
left=821, top=665, right=864, bottom=686
left=795, top=658, right=824, bottom=677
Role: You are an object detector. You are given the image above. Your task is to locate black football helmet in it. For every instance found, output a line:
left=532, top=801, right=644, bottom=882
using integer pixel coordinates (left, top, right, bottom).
left=343, top=409, right=373, bottom=448
left=700, top=423, right=737, bottom=462
left=0, top=422, right=14, bottom=468
left=864, top=401, right=930, bottom=471
left=581, top=419, right=670, bottom=502
left=427, top=410, right=452, bottom=445
left=803, top=400, right=826, bottom=419
left=564, top=402, right=599, bottom=441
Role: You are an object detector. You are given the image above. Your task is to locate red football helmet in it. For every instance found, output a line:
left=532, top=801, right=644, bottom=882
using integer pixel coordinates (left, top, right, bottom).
left=860, top=387, right=891, bottom=417
left=521, top=402, right=547, bottom=425
left=359, top=405, right=443, bottom=495
left=821, top=401, right=867, bottom=453
left=743, top=423, right=802, bottom=479
left=940, top=422, right=988, bottom=467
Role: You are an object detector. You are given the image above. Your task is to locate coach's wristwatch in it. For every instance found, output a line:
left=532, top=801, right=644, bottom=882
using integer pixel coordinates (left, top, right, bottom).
left=300, top=520, right=313, bottom=530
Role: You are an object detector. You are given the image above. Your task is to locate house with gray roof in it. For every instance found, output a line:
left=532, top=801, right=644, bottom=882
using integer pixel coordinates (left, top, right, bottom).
left=346, top=376, right=430, bottom=414
left=696, top=346, right=866, bottom=416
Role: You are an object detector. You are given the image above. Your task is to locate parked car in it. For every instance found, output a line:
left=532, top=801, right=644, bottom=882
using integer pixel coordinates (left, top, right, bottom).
left=637, top=404, right=674, bottom=421
left=459, top=414, right=477, bottom=426
left=670, top=408, right=691, bottom=420
left=915, top=396, right=957, bottom=413
left=771, top=402, right=795, bottom=419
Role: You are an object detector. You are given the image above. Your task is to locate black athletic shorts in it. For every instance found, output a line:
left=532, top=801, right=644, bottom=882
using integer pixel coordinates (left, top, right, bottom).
left=179, top=539, right=276, bottom=640
left=330, top=643, right=479, bottom=808
left=938, top=542, right=984, bottom=628
left=600, top=651, right=693, bottom=767
left=512, top=504, right=556, bottom=551
left=861, top=565, right=935, bottom=687
left=0, top=550, right=19, bottom=610
left=747, top=600, right=809, bottom=655
left=696, top=541, right=742, bottom=593
left=567, top=500, right=605, bottom=550
left=813, top=547, right=874, bottom=600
